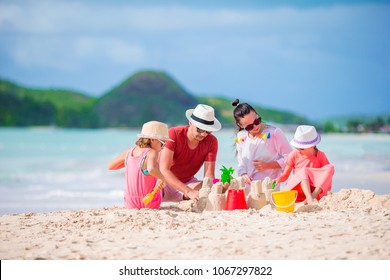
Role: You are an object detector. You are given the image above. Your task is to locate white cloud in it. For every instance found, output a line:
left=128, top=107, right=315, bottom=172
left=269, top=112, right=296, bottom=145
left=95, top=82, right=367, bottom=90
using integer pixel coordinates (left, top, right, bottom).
left=0, top=1, right=82, bottom=33
left=74, top=37, right=146, bottom=64
left=0, top=1, right=348, bottom=34
left=11, top=38, right=77, bottom=71
left=1, top=0, right=386, bottom=72
left=1, top=0, right=389, bottom=118
left=0, top=2, right=253, bottom=33
left=8, top=36, right=146, bottom=71
left=2, top=0, right=386, bottom=35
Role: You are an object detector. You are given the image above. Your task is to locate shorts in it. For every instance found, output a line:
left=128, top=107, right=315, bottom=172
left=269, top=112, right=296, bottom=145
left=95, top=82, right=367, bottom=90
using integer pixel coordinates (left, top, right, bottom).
left=162, top=177, right=200, bottom=202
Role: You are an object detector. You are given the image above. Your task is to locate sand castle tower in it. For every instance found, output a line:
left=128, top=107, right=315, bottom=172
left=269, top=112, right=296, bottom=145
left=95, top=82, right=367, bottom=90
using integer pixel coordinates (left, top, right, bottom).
left=205, top=182, right=226, bottom=211
left=246, top=180, right=267, bottom=210
left=228, top=176, right=245, bottom=190
left=262, top=177, right=275, bottom=203
left=196, top=177, right=212, bottom=212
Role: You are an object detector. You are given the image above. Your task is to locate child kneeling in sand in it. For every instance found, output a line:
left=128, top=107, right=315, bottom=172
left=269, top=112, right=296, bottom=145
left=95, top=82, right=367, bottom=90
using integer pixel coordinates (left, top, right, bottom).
left=274, top=125, right=335, bottom=204
left=107, top=121, right=173, bottom=209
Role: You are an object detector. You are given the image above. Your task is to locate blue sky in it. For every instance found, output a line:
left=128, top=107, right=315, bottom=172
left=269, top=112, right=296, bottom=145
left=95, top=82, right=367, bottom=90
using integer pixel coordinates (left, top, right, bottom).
left=0, top=0, right=389, bottom=120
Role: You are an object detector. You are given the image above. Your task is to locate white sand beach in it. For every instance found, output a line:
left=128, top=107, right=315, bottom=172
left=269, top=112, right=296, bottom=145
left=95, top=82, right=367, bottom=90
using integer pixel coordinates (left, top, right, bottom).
left=0, top=188, right=389, bottom=260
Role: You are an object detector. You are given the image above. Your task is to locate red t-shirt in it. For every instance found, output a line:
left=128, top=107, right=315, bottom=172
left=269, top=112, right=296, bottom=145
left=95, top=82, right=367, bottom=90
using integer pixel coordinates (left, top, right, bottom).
left=164, top=126, right=218, bottom=183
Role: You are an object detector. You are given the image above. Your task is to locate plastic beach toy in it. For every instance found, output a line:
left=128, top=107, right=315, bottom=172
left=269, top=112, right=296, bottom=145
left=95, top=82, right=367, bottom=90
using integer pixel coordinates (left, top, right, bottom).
left=212, top=178, right=221, bottom=184
left=142, top=180, right=163, bottom=205
left=220, top=165, right=234, bottom=184
left=225, top=189, right=247, bottom=210
left=271, top=190, right=298, bottom=213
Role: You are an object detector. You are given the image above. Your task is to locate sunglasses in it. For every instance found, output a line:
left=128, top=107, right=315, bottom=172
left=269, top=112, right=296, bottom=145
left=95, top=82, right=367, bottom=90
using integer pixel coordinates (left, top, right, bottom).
left=242, top=117, right=261, bottom=131
left=196, top=127, right=212, bottom=135
left=157, top=139, right=166, bottom=148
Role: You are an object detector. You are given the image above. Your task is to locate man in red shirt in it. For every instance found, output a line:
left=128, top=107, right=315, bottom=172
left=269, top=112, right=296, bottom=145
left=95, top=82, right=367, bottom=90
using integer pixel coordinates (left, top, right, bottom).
left=160, top=104, right=222, bottom=202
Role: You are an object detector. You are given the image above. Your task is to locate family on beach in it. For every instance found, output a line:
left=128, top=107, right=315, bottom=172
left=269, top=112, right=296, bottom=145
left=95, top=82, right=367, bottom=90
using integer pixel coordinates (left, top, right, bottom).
left=107, top=100, right=335, bottom=210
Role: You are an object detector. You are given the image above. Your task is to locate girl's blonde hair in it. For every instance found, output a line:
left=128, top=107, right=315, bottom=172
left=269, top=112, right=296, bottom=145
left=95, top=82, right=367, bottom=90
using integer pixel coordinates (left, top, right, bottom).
left=136, top=138, right=152, bottom=148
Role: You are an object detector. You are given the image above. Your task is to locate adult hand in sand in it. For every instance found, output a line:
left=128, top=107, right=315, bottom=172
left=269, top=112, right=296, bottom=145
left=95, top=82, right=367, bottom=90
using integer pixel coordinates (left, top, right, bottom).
left=184, top=189, right=199, bottom=202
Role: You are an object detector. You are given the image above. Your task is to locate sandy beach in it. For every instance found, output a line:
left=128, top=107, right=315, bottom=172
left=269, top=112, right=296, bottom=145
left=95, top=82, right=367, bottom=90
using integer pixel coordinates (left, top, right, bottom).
left=0, top=188, right=389, bottom=260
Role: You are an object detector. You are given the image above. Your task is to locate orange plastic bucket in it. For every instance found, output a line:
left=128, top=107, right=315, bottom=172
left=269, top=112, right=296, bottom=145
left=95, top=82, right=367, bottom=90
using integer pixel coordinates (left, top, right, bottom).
left=271, top=190, right=297, bottom=213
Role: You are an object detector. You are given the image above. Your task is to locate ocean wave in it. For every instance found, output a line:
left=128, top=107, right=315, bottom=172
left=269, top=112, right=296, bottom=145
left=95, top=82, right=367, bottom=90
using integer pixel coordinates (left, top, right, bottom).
left=28, top=189, right=123, bottom=200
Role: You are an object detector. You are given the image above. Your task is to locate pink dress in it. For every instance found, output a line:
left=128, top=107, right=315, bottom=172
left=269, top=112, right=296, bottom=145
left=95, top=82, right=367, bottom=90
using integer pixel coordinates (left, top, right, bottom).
left=284, top=149, right=335, bottom=202
left=124, top=147, right=162, bottom=209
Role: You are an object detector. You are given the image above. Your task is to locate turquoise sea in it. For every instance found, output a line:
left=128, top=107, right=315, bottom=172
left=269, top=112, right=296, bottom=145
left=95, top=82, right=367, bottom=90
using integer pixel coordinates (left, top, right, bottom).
left=0, top=128, right=389, bottom=215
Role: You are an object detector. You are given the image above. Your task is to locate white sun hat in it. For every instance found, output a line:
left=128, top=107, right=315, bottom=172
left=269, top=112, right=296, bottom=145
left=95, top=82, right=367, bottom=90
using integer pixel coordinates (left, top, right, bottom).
left=137, top=121, right=174, bottom=141
left=185, top=104, right=222, bottom=132
left=290, top=125, right=321, bottom=149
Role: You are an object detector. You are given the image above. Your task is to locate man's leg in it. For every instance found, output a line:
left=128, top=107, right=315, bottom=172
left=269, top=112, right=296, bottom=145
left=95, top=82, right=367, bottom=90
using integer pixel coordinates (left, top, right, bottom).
left=162, top=178, right=201, bottom=202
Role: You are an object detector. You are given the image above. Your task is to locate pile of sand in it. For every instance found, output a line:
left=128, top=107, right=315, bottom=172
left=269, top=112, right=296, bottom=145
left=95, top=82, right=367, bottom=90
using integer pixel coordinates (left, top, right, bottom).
left=321, top=188, right=390, bottom=211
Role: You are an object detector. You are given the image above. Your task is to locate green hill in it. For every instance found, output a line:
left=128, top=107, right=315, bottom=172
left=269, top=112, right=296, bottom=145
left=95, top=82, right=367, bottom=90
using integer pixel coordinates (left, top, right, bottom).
left=1, top=71, right=308, bottom=128
left=0, top=79, right=98, bottom=127
left=95, top=71, right=199, bottom=127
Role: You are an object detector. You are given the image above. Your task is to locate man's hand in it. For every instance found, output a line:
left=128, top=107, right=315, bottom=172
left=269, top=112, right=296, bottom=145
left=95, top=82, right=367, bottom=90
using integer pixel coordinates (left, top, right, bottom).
left=184, top=189, right=199, bottom=202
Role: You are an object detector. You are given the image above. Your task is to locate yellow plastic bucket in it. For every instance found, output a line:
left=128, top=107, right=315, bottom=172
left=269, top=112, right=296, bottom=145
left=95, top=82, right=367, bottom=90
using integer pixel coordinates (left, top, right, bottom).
left=271, top=190, right=298, bottom=213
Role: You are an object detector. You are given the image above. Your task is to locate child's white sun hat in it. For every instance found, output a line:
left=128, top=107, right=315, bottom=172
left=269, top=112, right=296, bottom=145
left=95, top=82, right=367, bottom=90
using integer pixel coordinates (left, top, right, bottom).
left=290, top=125, right=321, bottom=149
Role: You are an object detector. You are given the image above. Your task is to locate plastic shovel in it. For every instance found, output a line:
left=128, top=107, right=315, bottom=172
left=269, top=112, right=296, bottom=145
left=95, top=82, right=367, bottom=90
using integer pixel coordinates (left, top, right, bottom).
left=142, top=180, right=163, bottom=205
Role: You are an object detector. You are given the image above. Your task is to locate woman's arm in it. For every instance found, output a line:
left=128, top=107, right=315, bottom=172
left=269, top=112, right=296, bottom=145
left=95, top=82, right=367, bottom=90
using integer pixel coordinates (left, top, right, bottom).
left=236, top=137, right=247, bottom=176
left=274, top=128, right=293, bottom=170
left=203, top=160, right=216, bottom=179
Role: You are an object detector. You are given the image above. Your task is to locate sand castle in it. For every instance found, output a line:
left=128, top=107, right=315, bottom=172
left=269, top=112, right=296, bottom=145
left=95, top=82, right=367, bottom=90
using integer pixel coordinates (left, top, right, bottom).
left=205, top=182, right=226, bottom=211
left=196, top=177, right=212, bottom=211
left=246, top=180, right=267, bottom=210
left=198, top=176, right=276, bottom=211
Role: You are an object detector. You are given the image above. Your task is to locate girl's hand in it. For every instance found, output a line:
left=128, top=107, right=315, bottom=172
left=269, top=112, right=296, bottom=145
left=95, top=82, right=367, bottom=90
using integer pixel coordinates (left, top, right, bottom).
left=156, top=180, right=165, bottom=190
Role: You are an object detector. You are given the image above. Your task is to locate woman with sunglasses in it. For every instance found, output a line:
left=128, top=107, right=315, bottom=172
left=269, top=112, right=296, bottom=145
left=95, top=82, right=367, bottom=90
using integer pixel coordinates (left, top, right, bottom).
left=232, top=99, right=292, bottom=189
left=107, top=121, right=173, bottom=209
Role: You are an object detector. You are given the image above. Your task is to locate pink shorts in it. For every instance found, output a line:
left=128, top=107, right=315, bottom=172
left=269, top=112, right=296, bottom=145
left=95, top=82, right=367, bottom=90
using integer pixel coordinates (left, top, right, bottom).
left=162, top=177, right=200, bottom=202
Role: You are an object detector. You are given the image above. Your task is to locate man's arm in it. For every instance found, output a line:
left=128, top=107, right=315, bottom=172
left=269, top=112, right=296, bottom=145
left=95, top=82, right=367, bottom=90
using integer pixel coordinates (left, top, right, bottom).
left=159, top=147, right=199, bottom=201
left=203, top=160, right=216, bottom=179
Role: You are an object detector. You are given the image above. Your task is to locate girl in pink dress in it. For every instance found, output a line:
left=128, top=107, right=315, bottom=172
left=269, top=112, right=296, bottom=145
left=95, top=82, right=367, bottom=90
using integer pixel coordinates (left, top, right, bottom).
left=274, top=125, right=335, bottom=204
left=107, top=121, right=173, bottom=209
